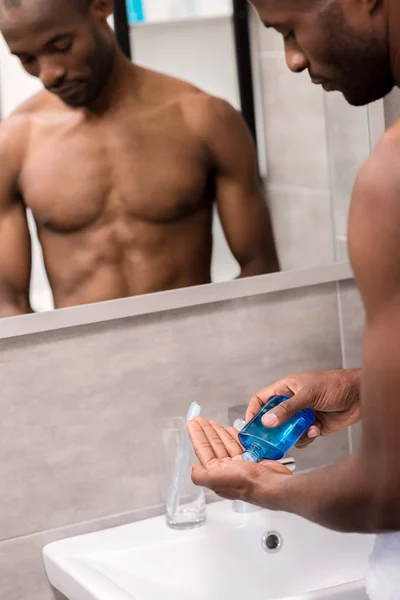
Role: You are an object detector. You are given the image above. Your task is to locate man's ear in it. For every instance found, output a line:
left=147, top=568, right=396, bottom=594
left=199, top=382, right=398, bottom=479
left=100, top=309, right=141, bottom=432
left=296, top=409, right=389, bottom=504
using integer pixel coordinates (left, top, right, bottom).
left=90, top=0, right=113, bottom=21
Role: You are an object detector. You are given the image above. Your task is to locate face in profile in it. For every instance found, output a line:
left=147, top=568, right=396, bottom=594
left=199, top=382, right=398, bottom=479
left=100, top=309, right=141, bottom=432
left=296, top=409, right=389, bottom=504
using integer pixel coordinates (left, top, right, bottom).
left=0, top=0, right=115, bottom=107
left=251, top=0, right=394, bottom=106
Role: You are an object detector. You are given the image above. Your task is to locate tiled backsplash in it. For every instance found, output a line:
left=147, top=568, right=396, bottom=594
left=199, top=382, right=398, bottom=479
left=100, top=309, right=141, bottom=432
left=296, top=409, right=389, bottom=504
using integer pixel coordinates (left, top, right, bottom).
left=253, top=19, right=334, bottom=271
left=0, top=279, right=364, bottom=600
left=338, top=280, right=365, bottom=454
left=253, top=16, right=372, bottom=272
left=384, top=87, right=400, bottom=128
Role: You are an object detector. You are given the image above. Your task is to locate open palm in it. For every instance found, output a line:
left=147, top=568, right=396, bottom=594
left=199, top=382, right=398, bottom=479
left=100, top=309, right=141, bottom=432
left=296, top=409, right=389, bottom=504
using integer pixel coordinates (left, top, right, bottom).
left=187, top=417, right=292, bottom=506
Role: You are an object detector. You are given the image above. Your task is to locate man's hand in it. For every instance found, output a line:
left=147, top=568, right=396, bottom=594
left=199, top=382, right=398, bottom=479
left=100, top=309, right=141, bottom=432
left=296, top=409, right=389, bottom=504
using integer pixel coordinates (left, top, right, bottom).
left=246, top=369, right=361, bottom=447
left=187, top=417, right=292, bottom=507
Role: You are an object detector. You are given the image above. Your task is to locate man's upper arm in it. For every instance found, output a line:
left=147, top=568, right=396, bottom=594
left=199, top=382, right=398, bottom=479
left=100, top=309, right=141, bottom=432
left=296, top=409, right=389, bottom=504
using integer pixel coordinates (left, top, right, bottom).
left=0, top=121, right=32, bottom=317
left=192, top=97, right=279, bottom=275
left=349, top=130, right=400, bottom=501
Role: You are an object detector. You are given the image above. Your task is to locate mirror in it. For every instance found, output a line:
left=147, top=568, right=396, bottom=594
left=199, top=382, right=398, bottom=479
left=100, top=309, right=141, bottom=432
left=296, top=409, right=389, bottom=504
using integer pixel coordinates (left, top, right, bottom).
left=324, top=93, right=371, bottom=263
left=0, top=1, right=374, bottom=319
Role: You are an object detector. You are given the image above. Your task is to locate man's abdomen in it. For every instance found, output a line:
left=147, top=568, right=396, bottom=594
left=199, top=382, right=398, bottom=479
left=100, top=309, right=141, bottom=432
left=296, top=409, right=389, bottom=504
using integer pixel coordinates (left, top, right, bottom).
left=39, top=209, right=213, bottom=308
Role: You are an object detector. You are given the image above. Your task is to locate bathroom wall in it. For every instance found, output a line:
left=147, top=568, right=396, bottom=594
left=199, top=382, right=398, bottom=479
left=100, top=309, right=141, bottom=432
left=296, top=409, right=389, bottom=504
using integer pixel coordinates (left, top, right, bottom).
left=384, top=87, right=400, bottom=128
left=252, top=17, right=333, bottom=270
left=339, top=279, right=365, bottom=454
left=0, top=278, right=364, bottom=600
left=323, top=94, right=371, bottom=262
left=251, top=14, right=374, bottom=270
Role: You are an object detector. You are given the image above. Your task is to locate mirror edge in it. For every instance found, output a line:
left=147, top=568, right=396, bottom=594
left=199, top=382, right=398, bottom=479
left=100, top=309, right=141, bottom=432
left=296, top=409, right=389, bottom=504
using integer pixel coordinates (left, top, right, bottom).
left=0, top=262, right=353, bottom=341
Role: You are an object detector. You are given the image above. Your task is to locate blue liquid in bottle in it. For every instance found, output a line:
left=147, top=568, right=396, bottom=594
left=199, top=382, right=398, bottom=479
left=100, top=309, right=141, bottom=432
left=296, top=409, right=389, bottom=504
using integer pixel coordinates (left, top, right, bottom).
left=238, top=396, right=315, bottom=462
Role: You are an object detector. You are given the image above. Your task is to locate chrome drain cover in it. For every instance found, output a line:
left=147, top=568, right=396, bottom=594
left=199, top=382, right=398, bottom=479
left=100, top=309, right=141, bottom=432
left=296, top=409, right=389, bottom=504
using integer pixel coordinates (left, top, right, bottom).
left=262, top=531, right=283, bottom=553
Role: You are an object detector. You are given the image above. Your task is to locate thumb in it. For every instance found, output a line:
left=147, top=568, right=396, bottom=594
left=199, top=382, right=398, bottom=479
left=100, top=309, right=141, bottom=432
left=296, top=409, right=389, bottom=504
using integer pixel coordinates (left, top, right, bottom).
left=262, top=391, right=312, bottom=428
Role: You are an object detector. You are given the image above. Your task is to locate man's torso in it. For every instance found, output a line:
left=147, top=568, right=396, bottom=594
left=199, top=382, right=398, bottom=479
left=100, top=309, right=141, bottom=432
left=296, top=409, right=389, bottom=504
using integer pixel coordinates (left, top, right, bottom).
left=14, top=68, right=217, bottom=308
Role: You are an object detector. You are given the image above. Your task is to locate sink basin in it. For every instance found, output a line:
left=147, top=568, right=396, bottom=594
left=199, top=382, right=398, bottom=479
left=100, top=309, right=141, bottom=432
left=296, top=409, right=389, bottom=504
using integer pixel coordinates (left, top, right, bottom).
left=43, top=500, right=374, bottom=600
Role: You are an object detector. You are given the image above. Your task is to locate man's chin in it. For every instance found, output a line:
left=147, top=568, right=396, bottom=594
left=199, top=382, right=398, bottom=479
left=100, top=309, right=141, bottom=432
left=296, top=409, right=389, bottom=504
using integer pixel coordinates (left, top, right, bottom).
left=60, top=86, right=103, bottom=109
left=61, top=97, right=87, bottom=108
left=342, top=82, right=395, bottom=107
left=55, top=90, right=93, bottom=108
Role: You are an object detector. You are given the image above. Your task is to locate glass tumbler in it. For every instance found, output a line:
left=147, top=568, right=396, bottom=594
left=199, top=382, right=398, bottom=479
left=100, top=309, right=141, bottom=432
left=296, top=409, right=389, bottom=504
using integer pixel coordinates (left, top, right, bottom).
left=159, top=416, right=206, bottom=530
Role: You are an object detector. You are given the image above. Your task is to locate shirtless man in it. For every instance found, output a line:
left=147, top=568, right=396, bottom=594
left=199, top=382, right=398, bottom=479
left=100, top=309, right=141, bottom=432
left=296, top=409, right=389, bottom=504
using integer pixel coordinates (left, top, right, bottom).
left=0, top=0, right=278, bottom=318
left=188, top=0, right=400, bottom=595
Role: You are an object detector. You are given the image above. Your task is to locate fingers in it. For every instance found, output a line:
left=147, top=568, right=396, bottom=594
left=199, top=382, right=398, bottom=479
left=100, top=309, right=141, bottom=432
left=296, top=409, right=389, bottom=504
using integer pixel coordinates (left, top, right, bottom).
left=246, top=380, right=296, bottom=423
left=209, top=421, right=243, bottom=458
left=226, top=426, right=242, bottom=445
left=246, top=393, right=265, bottom=423
left=187, top=417, right=243, bottom=467
left=295, top=423, right=321, bottom=448
left=307, top=424, right=321, bottom=439
left=187, top=418, right=220, bottom=467
left=261, top=389, right=313, bottom=428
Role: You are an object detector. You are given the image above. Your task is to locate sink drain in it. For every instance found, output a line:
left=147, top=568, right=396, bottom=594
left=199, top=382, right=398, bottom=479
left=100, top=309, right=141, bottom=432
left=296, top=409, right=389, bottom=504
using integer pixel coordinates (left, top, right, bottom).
left=262, top=531, right=283, bottom=553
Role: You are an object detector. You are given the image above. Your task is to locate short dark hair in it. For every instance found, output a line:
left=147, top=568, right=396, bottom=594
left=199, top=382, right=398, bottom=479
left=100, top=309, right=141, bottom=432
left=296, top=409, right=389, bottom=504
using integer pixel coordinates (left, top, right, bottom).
left=1, top=0, right=92, bottom=11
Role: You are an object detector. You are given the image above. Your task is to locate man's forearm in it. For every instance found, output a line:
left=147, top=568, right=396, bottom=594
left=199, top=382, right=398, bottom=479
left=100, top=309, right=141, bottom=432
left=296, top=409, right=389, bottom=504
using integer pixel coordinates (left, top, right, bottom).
left=253, top=452, right=398, bottom=534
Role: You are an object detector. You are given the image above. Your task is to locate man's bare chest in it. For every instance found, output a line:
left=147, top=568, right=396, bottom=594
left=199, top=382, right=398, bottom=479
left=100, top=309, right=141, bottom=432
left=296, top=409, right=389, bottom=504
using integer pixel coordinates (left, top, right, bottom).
left=20, top=116, right=212, bottom=233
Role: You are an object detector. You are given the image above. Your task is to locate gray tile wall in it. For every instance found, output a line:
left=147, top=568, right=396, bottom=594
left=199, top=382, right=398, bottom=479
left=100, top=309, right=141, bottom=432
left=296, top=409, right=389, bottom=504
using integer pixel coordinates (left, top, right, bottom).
left=323, top=94, right=371, bottom=259
left=252, top=14, right=371, bottom=270
left=0, top=281, right=358, bottom=600
left=338, top=280, right=364, bottom=370
left=338, top=280, right=365, bottom=453
left=252, top=18, right=334, bottom=271
left=384, top=87, right=400, bottom=129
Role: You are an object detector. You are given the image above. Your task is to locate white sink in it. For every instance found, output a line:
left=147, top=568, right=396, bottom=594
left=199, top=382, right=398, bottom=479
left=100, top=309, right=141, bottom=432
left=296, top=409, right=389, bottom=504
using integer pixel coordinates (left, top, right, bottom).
left=43, top=501, right=374, bottom=600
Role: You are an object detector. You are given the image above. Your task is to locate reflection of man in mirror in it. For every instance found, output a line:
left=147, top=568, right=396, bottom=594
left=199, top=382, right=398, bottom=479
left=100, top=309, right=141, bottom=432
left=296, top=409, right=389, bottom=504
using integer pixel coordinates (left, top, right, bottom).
left=0, top=0, right=279, bottom=317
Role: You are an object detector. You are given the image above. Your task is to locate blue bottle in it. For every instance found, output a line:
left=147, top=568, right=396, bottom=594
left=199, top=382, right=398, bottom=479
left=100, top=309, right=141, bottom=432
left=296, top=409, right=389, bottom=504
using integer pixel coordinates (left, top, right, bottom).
left=238, top=396, right=315, bottom=462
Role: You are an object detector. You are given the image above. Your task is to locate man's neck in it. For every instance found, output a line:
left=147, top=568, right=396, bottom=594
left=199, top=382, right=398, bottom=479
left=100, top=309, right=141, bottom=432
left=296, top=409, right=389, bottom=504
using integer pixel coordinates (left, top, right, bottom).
left=87, top=46, right=138, bottom=115
left=388, top=0, right=400, bottom=87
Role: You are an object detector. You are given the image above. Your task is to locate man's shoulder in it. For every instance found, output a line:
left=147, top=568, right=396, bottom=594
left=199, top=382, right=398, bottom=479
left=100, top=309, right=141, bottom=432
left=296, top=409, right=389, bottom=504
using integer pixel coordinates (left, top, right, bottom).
left=0, top=90, right=50, bottom=142
left=355, top=121, right=400, bottom=194
left=178, top=92, right=241, bottom=141
left=0, top=90, right=57, bottom=159
left=10, top=89, right=51, bottom=118
left=138, top=65, right=200, bottom=100
left=0, top=117, right=26, bottom=206
left=0, top=113, right=28, bottom=155
left=181, top=92, right=236, bottom=119
left=349, top=118, right=400, bottom=252
left=373, top=118, right=400, bottom=158
left=138, top=66, right=240, bottom=131
left=348, top=118, right=400, bottom=301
